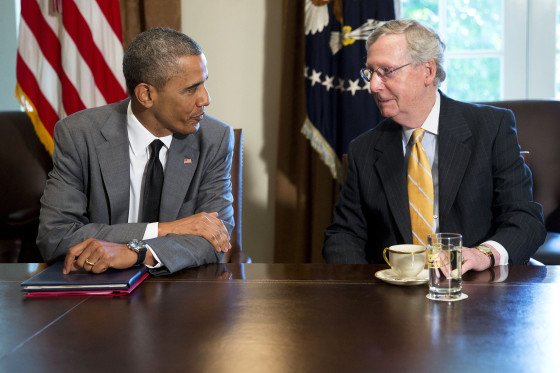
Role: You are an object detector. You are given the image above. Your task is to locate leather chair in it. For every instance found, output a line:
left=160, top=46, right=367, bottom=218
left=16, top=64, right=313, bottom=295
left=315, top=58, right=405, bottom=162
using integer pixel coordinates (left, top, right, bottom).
left=0, top=111, right=51, bottom=262
left=221, top=128, right=251, bottom=263
left=481, top=100, right=560, bottom=264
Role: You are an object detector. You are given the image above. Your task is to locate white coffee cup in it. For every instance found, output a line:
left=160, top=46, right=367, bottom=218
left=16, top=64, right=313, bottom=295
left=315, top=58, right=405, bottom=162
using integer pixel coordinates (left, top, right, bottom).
left=383, top=244, right=426, bottom=279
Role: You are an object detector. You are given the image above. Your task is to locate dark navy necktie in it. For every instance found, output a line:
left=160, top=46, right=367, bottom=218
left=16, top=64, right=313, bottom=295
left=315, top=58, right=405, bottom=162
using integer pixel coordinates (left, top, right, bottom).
left=142, top=140, right=164, bottom=222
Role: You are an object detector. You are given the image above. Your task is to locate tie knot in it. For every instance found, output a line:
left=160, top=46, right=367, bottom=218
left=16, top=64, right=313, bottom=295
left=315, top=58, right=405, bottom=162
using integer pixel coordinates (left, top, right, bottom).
left=149, top=140, right=164, bottom=158
left=411, top=129, right=425, bottom=145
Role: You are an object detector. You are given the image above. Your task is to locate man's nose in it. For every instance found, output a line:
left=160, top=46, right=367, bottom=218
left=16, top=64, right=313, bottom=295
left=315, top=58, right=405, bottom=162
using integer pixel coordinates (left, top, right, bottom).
left=198, top=85, right=211, bottom=107
left=369, top=74, right=384, bottom=93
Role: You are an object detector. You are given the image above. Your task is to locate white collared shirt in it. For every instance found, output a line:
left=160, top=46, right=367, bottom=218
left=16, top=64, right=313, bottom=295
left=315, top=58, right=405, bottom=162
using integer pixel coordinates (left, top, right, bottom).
left=127, top=102, right=172, bottom=266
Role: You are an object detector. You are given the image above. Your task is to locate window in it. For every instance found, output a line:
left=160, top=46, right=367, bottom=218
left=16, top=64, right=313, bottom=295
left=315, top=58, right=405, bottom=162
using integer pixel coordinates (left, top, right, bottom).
left=557, top=0, right=560, bottom=98
left=400, top=0, right=557, bottom=101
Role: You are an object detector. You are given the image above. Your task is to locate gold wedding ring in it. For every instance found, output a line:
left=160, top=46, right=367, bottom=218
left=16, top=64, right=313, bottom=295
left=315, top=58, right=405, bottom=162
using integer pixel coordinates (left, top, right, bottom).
left=85, top=259, right=95, bottom=268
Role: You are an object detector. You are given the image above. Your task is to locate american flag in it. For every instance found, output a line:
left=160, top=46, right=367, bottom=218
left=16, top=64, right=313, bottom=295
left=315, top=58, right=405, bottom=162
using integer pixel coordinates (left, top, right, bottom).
left=302, top=0, right=395, bottom=182
left=15, top=0, right=127, bottom=155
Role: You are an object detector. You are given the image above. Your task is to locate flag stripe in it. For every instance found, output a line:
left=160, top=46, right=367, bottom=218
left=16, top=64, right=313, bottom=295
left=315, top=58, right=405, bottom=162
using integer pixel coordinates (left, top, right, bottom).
left=20, top=1, right=86, bottom=118
left=74, top=0, right=126, bottom=92
left=20, top=2, right=64, bottom=116
left=59, top=28, right=107, bottom=109
left=16, top=0, right=127, bottom=154
left=63, top=0, right=126, bottom=104
left=16, top=54, right=60, bottom=134
left=95, top=0, right=124, bottom=44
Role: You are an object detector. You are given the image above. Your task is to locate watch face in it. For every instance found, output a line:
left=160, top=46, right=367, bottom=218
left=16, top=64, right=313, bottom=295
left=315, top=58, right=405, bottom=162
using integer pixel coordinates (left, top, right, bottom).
left=480, top=246, right=491, bottom=254
left=127, top=239, right=147, bottom=266
left=128, top=239, right=143, bottom=252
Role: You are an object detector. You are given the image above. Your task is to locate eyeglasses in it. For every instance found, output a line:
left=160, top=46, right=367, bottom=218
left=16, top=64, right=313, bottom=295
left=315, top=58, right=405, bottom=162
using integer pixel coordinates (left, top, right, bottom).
left=360, top=63, right=412, bottom=82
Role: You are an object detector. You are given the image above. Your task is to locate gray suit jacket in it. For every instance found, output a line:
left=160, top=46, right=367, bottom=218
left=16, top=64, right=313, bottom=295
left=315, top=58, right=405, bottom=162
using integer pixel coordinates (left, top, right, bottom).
left=37, top=99, right=234, bottom=275
left=323, top=92, right=546, bottom=265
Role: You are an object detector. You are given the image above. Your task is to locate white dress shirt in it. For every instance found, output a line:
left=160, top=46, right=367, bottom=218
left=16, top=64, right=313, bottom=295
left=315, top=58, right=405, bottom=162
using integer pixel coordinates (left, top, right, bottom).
left=126, top=102, right=172, bottom=267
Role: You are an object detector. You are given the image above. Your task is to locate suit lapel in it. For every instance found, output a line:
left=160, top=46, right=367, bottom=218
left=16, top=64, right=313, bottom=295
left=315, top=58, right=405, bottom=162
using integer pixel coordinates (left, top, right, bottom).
left=438, top=94, right=473, bottom=220
left=96, top=100, right=130, bottom=224
left=159, top=132, right=199, bottom=221
left=374, top=122, right=412, bottom=242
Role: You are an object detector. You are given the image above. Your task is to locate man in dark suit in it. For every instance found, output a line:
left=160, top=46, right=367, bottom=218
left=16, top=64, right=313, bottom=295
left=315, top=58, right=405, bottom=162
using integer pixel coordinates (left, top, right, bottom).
left=38, top=27, right=233, bottom=275
left=323, top=19, right=546, bottom=273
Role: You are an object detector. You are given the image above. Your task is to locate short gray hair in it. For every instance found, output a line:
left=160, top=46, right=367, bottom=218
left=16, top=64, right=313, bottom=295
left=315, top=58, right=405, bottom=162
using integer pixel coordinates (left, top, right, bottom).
left=367, top=19, right=446, bottom=86
left=123, top=27, right=202, bottom=95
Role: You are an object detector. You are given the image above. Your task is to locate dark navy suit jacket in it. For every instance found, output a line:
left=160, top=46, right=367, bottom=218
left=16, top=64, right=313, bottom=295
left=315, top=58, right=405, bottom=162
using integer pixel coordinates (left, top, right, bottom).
left=323, top=92, right=546, bottom=265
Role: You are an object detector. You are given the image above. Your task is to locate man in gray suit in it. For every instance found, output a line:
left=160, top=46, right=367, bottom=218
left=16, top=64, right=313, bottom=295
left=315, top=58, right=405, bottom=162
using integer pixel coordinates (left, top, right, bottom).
left=323, top=19, right=546, bottom=273
left=37, top=27, right=233, bottom=275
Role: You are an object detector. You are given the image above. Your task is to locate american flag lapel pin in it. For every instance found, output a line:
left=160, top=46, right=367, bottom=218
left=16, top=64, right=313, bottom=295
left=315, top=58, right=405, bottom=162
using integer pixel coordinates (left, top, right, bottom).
left=184, top=158, right=192, bottom=164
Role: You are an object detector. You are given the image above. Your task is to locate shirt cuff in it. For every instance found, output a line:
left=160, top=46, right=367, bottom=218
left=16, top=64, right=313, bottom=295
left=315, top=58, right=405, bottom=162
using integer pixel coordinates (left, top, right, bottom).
left=482, top=240, right=508, bottom=266
left=143, top=222, right=159, bottom=240
left=143, top=223, right=163, bottom=268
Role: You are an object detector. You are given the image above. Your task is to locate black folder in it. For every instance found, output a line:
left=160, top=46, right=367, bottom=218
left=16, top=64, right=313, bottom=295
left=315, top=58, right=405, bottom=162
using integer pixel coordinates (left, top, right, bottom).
left=21, top=261, right=149, bottom=296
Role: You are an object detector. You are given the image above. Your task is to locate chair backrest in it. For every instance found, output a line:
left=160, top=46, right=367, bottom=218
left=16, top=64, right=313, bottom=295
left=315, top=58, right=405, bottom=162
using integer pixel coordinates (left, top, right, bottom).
left=480, top=100, right=560, bottom=233
left=221, top=128, right=251, bottom=263
left=0, top=112, right=51, bottom=262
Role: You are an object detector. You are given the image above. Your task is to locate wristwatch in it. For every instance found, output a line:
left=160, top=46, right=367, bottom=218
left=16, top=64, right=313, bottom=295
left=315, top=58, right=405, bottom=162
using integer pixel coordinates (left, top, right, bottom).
left=127, top=239, right=147, bottom=266
left=475, top=245, right=495, bottom=268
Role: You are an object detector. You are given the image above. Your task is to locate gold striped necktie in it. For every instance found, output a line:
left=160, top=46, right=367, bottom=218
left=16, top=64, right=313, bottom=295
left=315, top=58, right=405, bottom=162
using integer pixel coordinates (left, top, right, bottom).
left=407, top=129, right=434, bottom=246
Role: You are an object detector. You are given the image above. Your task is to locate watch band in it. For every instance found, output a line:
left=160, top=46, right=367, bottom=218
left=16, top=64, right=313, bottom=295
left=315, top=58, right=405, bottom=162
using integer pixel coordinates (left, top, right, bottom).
left=134, top=246, right=147, bottom=266
left=476, top=245, right=495, bottom=268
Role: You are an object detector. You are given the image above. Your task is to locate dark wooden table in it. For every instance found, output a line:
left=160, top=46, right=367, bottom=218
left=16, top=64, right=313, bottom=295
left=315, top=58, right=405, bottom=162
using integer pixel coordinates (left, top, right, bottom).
left=1, top=263, right=559, bottom=372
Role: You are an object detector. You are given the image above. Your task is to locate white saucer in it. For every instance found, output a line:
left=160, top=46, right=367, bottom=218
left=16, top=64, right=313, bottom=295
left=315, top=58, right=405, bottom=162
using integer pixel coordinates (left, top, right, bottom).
left=375, top=269, right=429, bottom=286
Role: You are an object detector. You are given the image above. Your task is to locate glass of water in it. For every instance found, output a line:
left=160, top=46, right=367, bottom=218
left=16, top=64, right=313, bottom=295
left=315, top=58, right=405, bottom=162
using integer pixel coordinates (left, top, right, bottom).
left=426, top=233, right=467, bottom=301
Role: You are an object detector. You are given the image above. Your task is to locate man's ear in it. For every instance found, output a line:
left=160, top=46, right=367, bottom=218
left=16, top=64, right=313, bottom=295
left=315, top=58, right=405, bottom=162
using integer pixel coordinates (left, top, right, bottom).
left=424, top=59, right=437, bottom=86
left=134, top=83, right=154, bottom=108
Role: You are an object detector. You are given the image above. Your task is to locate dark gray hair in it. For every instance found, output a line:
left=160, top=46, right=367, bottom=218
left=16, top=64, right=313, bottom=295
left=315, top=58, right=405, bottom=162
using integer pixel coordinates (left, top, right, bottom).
left=123, top=27, right=202, bottom=95
left=367, top=19, right=446, bottom=86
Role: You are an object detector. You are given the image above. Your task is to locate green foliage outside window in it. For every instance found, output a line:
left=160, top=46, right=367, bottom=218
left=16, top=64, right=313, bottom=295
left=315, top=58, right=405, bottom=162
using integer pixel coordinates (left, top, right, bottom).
left=445, top=0, right=501, bottom=51
left=401, top=0, right=502, bottom=101
left=446, top=57, right=501, bottom=102
left=402, top=0, right=439, bottom=29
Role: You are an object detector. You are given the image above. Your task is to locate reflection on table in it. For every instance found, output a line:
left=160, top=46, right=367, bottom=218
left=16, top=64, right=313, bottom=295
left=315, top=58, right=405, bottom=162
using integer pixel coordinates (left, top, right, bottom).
left=1, top=263, right=559, bottom=372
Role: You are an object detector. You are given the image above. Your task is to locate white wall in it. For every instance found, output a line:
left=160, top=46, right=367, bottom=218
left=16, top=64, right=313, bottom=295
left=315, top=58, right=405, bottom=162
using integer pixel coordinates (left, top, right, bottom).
left=0, top=0, right=20, bottom=111
left=181, top=0, right=282, bottom=262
